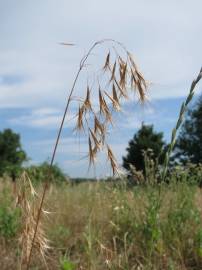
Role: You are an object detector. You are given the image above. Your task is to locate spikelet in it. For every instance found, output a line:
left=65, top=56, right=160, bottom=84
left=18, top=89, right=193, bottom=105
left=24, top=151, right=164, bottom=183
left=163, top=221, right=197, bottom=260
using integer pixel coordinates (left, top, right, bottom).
left=109, top=61, right=117, bottom=82
left=102, top=96, right=113, bottom=123
left=99, top=87, right=112, bottom=123
left=112, top=84, right=120, bottom=110
left=130, top=68, right=147, bottom=101
left=83, top=85, right=92, bottom=111
left=114, top=79, right=128, bottom=99
left=104, top=90, right=120, bottom=111
left=103, top=51, right=110, bottom=71
left=119, top=62, right=127, bottom=90
left=107, top=145, right=118, bottom=175
left=89, top=128, right=101, bottom=149
left=88, top=136, right=95, bottom=165
left=130, top=68, right=137, bottom=88
left=118, top=55, right=125, bottom=67
left=127, top=52, right=138, bottom=71
left=136, top=70, right=147, bottom=89
left=94, top=116, right=105, bottom=135
left=136, top=79, right=146, bottom=102
left=76, top=105, right=84, bottom=131
left=92, top=145, right=99, bottom=158
left=99, top=87, right=104, bottom=114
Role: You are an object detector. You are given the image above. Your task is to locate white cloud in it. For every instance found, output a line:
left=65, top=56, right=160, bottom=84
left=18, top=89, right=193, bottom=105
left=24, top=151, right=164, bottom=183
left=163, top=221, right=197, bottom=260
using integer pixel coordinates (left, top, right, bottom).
left=9, top=107, right=77, bottom=129
left=0, top=0, right=202, bottom=110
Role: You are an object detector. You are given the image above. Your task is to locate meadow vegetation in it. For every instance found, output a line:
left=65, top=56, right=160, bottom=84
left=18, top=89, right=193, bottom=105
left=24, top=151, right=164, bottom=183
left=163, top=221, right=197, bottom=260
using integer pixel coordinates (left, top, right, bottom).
left=1, top=172, right=202, bottom=269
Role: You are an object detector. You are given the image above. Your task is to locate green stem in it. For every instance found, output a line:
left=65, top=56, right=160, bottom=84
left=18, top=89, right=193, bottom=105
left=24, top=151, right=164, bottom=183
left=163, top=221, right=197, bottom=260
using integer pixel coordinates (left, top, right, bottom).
left=161, top=67, right=202, bottom=182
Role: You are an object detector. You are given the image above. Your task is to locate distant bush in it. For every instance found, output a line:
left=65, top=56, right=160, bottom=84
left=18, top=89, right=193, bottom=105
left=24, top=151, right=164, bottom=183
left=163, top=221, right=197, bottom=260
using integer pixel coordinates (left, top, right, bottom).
left=127, top=150, right=202, bottom=187
left=169, top=163, right=202, bottom=186
left=25, top=162, right=68, bottom=184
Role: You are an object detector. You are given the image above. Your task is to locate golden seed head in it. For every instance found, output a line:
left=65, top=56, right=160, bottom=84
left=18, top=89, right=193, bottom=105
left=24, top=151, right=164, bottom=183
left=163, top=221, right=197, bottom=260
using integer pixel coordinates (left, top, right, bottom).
left=73, top=42, right=147, bottom=175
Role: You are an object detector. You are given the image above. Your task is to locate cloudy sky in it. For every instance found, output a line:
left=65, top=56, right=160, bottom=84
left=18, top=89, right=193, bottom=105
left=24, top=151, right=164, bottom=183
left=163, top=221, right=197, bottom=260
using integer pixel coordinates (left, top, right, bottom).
left=0, top=0, right=202, bottom=177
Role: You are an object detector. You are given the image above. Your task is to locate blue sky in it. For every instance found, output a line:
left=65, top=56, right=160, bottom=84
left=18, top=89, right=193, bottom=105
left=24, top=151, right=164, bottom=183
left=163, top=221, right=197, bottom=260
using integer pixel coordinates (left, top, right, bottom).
left=0, top=0, right=202, bottom=177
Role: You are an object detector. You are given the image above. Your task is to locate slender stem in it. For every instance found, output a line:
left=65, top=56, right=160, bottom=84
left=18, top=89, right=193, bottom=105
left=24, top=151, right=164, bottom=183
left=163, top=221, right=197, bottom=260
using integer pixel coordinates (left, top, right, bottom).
left=25, top=39, right=122, bottom=269
left=161, top=67, right=202, bottom=182
left=25, top=67, right=82, bottom=270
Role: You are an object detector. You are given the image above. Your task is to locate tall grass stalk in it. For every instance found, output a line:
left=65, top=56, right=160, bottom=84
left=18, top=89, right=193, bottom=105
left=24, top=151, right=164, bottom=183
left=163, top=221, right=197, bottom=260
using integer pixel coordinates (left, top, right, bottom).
left=161, top=67, right=202, bottom=182
left=25, top=39, right=147, bottom=269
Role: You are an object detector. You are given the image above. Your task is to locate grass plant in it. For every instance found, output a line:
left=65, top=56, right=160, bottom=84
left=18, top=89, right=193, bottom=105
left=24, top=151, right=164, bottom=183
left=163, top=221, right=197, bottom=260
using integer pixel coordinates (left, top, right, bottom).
left=25, top=39, right=148, bottom=269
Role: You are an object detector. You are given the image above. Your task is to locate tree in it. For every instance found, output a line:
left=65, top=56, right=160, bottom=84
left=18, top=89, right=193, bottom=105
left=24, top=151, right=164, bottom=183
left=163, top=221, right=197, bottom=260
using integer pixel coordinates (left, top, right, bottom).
left=122, top=124, right=166, bottom=173
left=175, top=95, right=202, bottom=164
left=0, top=129, right=27, bottom=181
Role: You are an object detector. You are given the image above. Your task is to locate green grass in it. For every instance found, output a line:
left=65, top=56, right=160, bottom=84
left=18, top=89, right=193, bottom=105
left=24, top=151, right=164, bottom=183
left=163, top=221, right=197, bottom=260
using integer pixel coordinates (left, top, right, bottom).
left=1, top=177, right=202, bottom=269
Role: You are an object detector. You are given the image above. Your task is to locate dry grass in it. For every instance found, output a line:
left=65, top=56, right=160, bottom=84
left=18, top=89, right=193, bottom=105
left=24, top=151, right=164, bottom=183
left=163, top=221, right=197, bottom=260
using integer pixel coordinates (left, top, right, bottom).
left=15, top=172, right=50, bottom=269
left=1, top=179, right=202, bottom=269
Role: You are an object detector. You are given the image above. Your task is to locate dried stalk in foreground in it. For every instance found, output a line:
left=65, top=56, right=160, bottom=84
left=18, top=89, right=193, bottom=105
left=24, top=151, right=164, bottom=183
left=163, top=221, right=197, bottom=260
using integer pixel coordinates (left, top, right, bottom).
left=25, top=39, right=147, bottom=269
left=16, top=172, right=50, bottom=269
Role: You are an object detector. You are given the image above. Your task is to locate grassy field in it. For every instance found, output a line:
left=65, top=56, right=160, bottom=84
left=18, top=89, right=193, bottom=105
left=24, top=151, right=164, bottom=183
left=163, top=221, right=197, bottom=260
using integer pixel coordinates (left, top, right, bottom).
left=1, top=177, right=202, bottom=270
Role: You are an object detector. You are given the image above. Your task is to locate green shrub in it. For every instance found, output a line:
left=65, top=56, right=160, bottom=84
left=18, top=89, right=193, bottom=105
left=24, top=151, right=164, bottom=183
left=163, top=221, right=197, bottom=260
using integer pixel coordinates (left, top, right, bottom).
left=195, top=228, right=202, bottom=258
left=25, top=162, right=68, bottom=184
left=0, top=189, right=21, bottom=238
left=60, top=256, right=75, bottom=270
left=142, top=191, right=161, bottom=252
left=169, top=163, right=202, bottom=186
